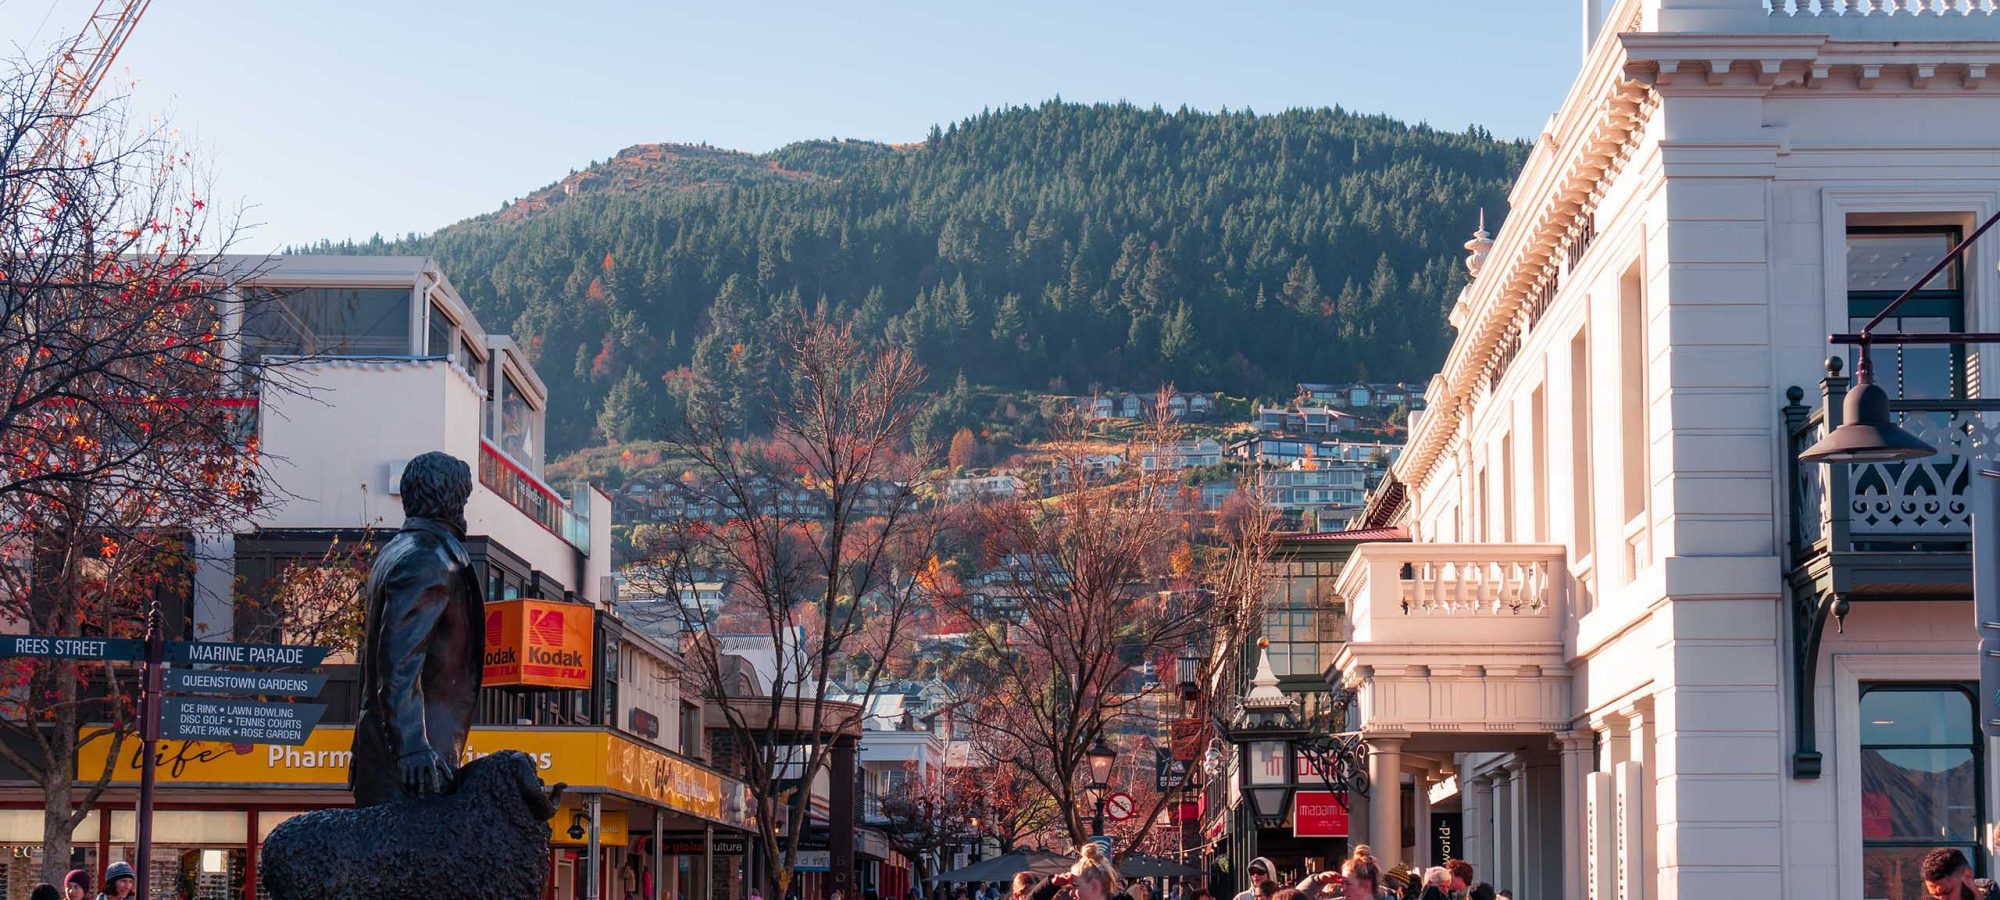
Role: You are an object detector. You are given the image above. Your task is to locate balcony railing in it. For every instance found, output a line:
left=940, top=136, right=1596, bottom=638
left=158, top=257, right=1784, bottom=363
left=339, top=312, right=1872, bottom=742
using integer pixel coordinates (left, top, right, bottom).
left=1335, top=542, right=1569, bottom=646
left=479, top=437, right=591, bottom=553
left=1783, top=365, right=1998, bottom=564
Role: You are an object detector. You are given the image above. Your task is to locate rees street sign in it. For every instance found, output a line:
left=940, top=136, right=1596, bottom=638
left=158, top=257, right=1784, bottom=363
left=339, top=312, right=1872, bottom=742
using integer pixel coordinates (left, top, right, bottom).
left=161, top=697, right=327, bottom=746
left=0, top=635, right=142, bottom=661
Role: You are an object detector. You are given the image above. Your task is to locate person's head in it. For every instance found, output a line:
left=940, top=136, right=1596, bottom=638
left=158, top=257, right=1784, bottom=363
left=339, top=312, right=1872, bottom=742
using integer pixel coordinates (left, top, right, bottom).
left=31, top=884, right=61, bottom=900
left=1340, top=853, right=1380, bottom=897
left=1422, top=868, right=1451, bottom=889
left=400, top=451, right=473, bottom=532
left=62, top=870, right=89, bottom=900
left=1129, top=882, right=1151, bottom=900
left=1269, top=890, right=1303, bottom=900
left=1922, top=848, right=1977, bottom=899
left=1247, top=856, right=1273, bottom=890
left=1443, top=861, right=1473, bottom=892
left=1012, top=874, right=1038, bottom=897
left=103, top=862, right=135, bottom=898
left=1072, top=844, right=1120, bottom=900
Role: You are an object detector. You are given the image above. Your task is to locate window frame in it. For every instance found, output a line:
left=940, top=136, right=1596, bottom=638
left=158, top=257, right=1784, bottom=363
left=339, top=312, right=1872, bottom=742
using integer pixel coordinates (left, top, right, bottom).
left=1846, top=224, right=1969, bottom=400
left=1857, top=681, right=1986, bottom=883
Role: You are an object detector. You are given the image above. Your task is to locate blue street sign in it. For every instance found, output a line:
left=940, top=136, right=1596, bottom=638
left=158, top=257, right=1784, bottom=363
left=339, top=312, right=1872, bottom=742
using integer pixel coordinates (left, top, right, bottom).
left=167, top=641, right=330, bottom=668
left=0, top=635, right=142, bottom=661
left=161, top=697, right=326, bottom=746
left=166, top=669, right=327, bottom=698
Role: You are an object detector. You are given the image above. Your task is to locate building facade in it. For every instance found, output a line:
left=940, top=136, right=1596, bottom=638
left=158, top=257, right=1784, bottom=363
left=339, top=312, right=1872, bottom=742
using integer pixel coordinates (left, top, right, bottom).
left=1319, top=3, right=2000, bottom=898
left=0, top=257, right=753, bottom=900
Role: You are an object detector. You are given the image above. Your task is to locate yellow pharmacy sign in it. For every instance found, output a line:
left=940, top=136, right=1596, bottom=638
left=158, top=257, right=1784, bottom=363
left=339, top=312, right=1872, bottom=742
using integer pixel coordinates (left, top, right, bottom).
left=75, top=726, right=723, bottom=822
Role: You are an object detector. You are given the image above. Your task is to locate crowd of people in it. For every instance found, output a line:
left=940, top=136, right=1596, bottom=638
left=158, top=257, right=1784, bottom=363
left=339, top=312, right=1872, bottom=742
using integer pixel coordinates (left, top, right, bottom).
left=940, top=845, right=1502, bottom=900
left=1229, top=851, right=1496, bottom=900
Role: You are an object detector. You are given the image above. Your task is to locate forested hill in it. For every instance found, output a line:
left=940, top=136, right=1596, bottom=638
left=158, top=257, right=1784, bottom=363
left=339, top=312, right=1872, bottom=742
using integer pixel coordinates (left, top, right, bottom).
left=303, top=101, right=1529, bottom=454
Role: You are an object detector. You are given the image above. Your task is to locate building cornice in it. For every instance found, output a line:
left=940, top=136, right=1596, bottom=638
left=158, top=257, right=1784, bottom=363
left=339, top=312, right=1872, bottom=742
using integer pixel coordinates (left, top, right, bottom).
left=1396, top=36, right=1656, bottom=495
left=1396, top=29, right=2000, bottom=498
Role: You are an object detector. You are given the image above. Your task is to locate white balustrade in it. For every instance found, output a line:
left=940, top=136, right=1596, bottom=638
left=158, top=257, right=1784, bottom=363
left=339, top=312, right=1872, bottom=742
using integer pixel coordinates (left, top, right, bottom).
left=1336, top=542, right=1570, bottom=647
left=1767, top=0, right=1996, bottom=13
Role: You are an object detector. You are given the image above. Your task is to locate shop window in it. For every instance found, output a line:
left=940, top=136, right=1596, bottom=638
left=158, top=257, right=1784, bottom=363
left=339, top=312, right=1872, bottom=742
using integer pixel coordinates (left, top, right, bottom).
left=1860, top=683, right=1984, bottom=897
left=1848, top=227, right=1967, bottom=400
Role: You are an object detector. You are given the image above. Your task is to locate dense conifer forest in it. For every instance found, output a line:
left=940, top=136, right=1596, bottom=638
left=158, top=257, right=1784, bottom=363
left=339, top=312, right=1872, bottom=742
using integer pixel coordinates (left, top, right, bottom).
left=306, top=101, right=1528, bottom=453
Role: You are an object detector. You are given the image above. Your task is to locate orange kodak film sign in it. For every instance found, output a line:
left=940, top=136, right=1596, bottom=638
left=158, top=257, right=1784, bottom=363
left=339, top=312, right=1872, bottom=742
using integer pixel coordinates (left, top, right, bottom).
left=483, top=599, right=593, bottom=689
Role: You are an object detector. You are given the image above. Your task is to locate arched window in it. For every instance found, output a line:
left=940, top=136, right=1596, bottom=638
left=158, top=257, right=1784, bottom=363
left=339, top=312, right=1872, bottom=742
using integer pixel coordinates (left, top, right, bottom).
left=1859, top=683, right=1984, bottom=897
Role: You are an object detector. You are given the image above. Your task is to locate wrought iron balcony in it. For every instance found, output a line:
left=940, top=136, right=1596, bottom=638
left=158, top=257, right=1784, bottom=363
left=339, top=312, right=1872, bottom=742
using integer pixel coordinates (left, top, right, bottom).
left=1784, top=359, right=1993, bottom=582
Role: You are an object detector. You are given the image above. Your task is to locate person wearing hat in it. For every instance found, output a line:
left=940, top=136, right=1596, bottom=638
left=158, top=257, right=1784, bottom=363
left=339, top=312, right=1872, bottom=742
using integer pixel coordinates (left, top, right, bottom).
left=1231, top=858, right=1274, bottom=900
left=62, top=869, right=90, bottom=900
left=97, top=862, right=136, bottom=900
left=30, top=884, right=61, bottom=900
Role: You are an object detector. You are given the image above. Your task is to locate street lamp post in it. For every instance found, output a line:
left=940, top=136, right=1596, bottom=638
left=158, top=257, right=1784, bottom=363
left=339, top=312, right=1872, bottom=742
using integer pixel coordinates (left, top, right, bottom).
left=1087, top=738, right=1118, bottom=838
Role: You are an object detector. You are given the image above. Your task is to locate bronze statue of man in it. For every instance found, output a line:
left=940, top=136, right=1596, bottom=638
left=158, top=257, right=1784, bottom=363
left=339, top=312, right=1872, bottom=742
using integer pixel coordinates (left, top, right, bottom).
left=351, top=451, right=485, bottom=806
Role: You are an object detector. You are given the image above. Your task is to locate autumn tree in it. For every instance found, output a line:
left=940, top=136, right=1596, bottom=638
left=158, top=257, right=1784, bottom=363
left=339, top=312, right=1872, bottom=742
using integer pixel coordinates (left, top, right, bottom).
left=629, top=316, right=935, bottom=898
left=0, top=51, right=304, bottom=880
left=944, top=387, right=1274, bottom=851
left=947, top=427, right=979, bottom=471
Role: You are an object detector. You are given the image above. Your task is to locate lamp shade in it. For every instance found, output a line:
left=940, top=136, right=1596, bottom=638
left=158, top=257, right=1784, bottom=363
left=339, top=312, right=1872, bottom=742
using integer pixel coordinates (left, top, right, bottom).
left=1086, top=738, right=1117, bottom=788
left=1799, top=354, right=1937, bottom=464
left=1247, top=784, right=1292, bottom=826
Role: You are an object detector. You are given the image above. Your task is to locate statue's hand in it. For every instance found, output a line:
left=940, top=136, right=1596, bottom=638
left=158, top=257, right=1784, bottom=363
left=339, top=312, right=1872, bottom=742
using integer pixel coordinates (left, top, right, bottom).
left=397, top=748, right=454, bottom=795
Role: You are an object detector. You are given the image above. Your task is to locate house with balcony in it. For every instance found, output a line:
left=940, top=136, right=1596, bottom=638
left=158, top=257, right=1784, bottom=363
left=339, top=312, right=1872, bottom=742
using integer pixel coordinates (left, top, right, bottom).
left=1310, top=5, right=2000, bottom=898
left=1137, top=438, right=1225, bottom=473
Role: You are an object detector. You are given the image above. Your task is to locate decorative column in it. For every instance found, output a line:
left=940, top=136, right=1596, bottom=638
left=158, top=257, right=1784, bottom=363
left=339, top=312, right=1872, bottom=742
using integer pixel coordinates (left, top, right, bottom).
left=1559, top=732, right=1594, bottom=900
left=1491, top=769, right=1514, bottom=891
left=1466, top=774, right=1495, bottom=880
left=1627, top=701, right=1656, bottom=900
left=1505, top=760, right=1529, bottom=896
left=1412, top=770, right=1433, bottom=868
left=1348, top=781, right=1371, bottom=850
left=1366, top=735, right=1406, bottom=868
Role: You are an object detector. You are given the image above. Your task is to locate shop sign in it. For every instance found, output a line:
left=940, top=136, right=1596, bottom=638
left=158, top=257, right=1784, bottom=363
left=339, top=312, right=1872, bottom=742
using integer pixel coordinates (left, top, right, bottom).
left=629, top=707, right=661, bottom=740
left=74, top=726, right=728, bottom=823
left=793, top=850, right=831, bottom=872
left=604, top=736, right=723, bottom=820
left=655, top=834, right=748, bottom=856
left=1431, top=812, right=1462, bottom=862
left=484, top=599, right=593, bottom=689
left=1155, top=748, right=1188, bottom=791
left=1292, top=790, right=1348, bottom=838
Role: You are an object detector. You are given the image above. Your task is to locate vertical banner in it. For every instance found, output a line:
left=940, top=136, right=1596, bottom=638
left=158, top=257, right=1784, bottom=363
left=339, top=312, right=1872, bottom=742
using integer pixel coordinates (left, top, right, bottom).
left=1430, top=812, right=1462, bottom=863
left=1614, top=762, right=1643, bottom=900
left=1585, top=771, right=1613, bottom=900
left=1974, top=470, right=2000, bottom=735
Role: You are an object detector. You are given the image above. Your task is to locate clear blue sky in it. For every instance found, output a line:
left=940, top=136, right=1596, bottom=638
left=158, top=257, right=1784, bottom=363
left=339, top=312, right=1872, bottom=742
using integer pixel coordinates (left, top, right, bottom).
left=4, top=0, right=1582, bottom=250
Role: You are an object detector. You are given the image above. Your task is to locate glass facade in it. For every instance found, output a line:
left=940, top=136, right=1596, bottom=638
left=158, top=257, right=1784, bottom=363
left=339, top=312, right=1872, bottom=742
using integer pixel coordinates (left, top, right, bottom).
left=1859, top=683, right=1983, bottom=899
left=498, top=372, right=540, bottom=475
left=1263, top=559, right=1344, bottom=678
left=243, top=287, right=414, bottom=359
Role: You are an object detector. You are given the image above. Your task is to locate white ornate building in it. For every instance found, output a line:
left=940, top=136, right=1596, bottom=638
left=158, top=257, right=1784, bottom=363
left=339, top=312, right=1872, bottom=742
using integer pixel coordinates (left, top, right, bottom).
left=1329, top=1, right=2000, bottom=897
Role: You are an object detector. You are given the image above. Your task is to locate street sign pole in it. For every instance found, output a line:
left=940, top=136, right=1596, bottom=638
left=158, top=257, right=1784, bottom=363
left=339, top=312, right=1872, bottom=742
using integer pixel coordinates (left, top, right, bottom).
left=1977, top=470, right=2000, bottom=736
left=135, top=597, right=163, bottom=900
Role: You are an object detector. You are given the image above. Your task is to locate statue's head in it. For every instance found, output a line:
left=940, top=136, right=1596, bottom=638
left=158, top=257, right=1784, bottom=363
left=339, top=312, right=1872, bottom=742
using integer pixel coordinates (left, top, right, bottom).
left=401, top=451, right=473, bottom=533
